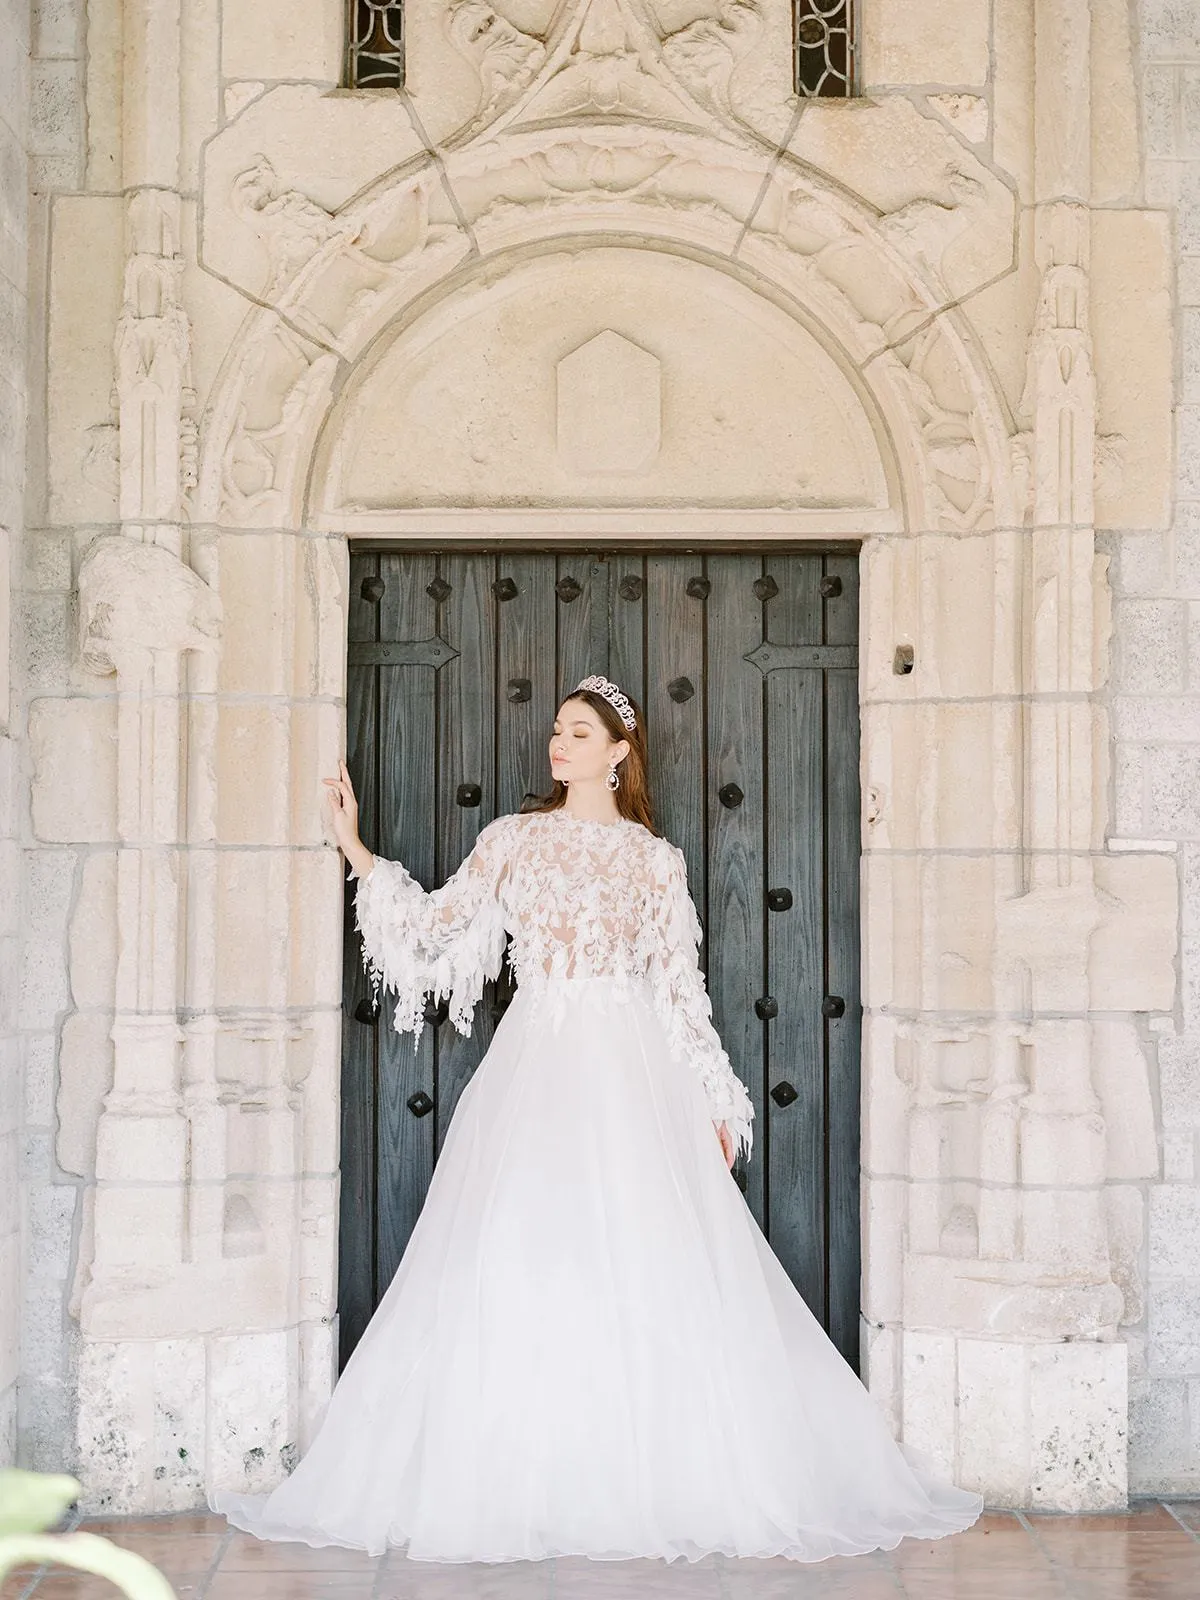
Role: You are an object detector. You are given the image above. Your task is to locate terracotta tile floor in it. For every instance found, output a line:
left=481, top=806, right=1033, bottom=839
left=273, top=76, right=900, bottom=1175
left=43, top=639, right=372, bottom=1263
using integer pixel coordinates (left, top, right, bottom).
left=3, top=1503, right=1199, bottom=1600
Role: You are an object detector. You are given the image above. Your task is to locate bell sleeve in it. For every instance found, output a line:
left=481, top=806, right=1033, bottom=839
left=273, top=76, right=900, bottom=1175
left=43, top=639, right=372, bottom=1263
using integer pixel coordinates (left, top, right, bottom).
left=646, top=842, right=756, bottom=1163
left=352, top=815, right=511, bottom=1039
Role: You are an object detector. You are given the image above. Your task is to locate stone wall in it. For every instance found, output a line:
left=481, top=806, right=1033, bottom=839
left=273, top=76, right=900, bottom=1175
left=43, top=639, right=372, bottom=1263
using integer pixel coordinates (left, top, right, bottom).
left=14, top=0, right=89, bottom=1472
left=1112, top=1, right=1200, bottom=1495
left=4, top=0, right=1195, bottom=1510
left=0, top=0, right=29, bottom=1471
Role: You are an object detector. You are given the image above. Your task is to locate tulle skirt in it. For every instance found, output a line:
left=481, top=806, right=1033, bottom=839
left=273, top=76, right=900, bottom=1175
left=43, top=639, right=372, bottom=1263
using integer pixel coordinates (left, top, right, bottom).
left=211, top=976, right=982, bottom=1562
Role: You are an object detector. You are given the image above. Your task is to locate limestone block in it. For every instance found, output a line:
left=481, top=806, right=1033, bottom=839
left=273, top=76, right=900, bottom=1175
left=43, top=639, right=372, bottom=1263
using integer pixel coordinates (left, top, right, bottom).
left=24, top=1034, right=55, bottom=1129
left=290, top=703, right=343, bottom=851
left=0, top=1133, right=15, bottom=1236
left=200, top=86, right=426, bottom=299
left=861, top=1178, right=905, bottom=1325
left=290, top=849, right=344, bottom=1009
left=76, top=1337, right=208, bottom=1514
left=1178, top=405, right=1200, bottom=499
left=557, top=332, right=661, bottom=475
left=0, top=1236, right=17, bottom=1395
left=56, top=1010, right=113, bottom=1177
left=216, top=852, right=290, bottom=1008
left=1106, top=1187, right=1147, bottom=1328
left=1129, top=1375, right=1194, bottom=1493
left=90, top=1181, right=185, bottom=1270
left=1184, top=68, right=1200, bottom=155
left=19, top=849, right=74, bottom=1029
left=1107, top=532, right=1169, bottom=598
left=46, top=195, right=123, bottom=526
left=25, top=1182, right=76, bottom=1283
left=900, top=1330, right=957, bottom=1477
left=863, top=0, right=988, bottom=86
left=1163, top=1127, right=1196, bottom=1182
left=216, top=702, right=290, bottom=847
left=1158, top=1033, right=1200, bottom=1125
left=956, top=1339, right=1030, bottom=1503
left=1091, top=1022, right=1160, bottom=1181
left=1028, top=1342, right=1127, bottom=1511
left=860, top=1015, right=911, bottom=1175
left=83, top=0, right=120, bottom=187
left=1091, top=0, right=1141, bottom=202
left=332, top=247, right=888, bottom=514
left=863, top=699, right=1021, bottom=853
left=298, top=1008, right=340, bottom=1174
left=19, top=592, right=69, bottom=693
left=1113, top=599, right=1185, bottom=694
left=292, top=536, right=346, bottom=702
left=1091, top=211, right=1173, bottom=531
left=1112, top=697, right=1200, bottom=744
left=216, top=533, right=293, bottom=698
left=383, top=0, right=480, bottom=147
left=1090, top=854, right=1177, bottom=1013
left=1113, top=742, right=1146, bottom=836
left=1149, top=1185, right=1200, bottom=1278
left=297, top=1318, right=334, bottom=1450
left=181, top=201, right=259, bottom=424
left=222, top=0, right=340, bottom=84
left=1140, top=0, right=1200, bottom=57
left=208, top=1328, right=299, bottom=1494
left=23, top=1270, right=68, bottom=1389
left=784, top=98, right=1012, bottom=302
left=30, top=59, right=80, bottom=158
left=0, top=840, right=17, bottom=939
left=30, top=697, right=118, bottom=842
left=299, top=1175, right=337, bottom=1321
left=95, top=1106, right=186, bottom=1185
left=1146, top=748, right=1200, bottom=839
left=1149, top=1277, right=1200, bottom=1376
left=68, top=850, right=117, bottom=1009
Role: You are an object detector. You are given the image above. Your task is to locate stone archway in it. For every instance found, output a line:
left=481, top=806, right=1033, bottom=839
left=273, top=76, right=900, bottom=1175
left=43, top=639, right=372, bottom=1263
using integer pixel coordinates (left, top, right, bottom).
left=69, top=78, right=1175, bottom=1511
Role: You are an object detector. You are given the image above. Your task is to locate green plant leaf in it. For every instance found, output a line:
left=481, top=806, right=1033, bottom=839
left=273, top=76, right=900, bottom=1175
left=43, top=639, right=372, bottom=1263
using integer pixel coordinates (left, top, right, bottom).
left=0, top=1470, right=81, bottom=1535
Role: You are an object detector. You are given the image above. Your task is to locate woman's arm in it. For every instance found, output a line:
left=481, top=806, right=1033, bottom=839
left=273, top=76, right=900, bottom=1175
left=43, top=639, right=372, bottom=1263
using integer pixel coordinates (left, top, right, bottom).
left=324, top=760, right=510, bottom=1037
left=645, top=842, right=755, bottom=1167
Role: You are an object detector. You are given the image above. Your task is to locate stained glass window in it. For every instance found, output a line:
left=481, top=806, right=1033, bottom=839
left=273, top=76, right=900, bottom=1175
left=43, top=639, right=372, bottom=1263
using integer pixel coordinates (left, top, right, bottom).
left=348, top=0, right=405, bottom=88
left=794, top=0, right=857, bottom=97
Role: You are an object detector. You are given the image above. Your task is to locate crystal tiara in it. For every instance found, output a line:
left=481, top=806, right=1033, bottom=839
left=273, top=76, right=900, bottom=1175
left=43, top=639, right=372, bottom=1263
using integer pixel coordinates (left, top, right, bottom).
left=575, top=675, right=636, bottom=731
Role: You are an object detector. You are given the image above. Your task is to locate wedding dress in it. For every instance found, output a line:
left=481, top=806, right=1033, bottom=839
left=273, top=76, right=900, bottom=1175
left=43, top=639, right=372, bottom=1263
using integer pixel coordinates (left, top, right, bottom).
left=212, top=808, right=982, bottom=1562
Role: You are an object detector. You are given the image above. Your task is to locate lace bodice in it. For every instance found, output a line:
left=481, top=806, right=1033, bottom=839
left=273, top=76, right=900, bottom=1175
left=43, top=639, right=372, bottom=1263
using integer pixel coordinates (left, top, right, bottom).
left=354, top=809, right=755, bottom=1160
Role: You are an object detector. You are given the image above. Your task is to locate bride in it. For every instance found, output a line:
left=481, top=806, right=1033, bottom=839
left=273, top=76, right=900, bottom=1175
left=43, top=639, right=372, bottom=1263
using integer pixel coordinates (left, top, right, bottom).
left=211, top=674, right=983, bottom=1563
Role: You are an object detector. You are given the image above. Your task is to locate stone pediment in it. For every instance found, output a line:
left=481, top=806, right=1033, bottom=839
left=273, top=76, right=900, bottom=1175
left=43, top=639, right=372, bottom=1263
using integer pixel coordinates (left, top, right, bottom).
left=444, top=0, right=763, bottom=144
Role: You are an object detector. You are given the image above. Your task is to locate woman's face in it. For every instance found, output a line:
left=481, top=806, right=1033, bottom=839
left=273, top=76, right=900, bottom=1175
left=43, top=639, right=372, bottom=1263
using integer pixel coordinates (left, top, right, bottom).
left=549, top=698, right=629, bottom=787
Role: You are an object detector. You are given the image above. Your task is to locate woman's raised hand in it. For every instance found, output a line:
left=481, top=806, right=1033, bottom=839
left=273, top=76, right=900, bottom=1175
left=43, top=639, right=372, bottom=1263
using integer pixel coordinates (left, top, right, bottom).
left=323, top=761, right=374, bottom=879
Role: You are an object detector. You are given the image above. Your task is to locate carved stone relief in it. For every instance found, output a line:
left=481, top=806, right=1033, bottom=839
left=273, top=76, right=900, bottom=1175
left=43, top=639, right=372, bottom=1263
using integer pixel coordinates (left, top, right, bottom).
left=556, top=330, right=662, bottom=473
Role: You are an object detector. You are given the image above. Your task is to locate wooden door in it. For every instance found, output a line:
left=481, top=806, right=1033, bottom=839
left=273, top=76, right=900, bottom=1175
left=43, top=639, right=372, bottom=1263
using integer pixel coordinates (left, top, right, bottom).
left=340, top=548, right=861, bottom=1368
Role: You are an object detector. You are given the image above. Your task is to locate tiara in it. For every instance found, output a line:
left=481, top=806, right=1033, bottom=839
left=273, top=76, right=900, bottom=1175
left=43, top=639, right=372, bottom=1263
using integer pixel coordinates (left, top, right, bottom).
left=576, top=675, right=636, bottom=730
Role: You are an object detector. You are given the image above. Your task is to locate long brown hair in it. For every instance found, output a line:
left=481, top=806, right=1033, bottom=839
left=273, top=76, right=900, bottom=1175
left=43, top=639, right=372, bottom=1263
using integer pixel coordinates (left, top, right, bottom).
left=523, top=688, right=658, bottom=834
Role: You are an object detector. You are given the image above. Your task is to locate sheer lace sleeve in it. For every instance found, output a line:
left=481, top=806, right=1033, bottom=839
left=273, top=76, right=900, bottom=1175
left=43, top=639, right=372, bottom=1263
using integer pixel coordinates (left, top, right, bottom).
left=646, top=843, right=756, bottom=1163
left=353, top=816, right=511, bottom=1038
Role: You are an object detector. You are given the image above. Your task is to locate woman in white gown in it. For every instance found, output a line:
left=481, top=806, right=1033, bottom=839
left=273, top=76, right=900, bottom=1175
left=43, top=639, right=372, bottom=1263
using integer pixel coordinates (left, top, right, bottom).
left=212, top=674, right=982, bottom=1563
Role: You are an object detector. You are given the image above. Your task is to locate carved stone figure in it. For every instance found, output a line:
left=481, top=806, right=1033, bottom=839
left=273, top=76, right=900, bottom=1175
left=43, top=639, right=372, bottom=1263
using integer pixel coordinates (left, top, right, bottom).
left=231, top=155, right=340, bottom=296
left=660, top=0, right=761, bottom=114
left=446, top=0, right=547, bottom=117
left=78, top=536, right=222, bottom=677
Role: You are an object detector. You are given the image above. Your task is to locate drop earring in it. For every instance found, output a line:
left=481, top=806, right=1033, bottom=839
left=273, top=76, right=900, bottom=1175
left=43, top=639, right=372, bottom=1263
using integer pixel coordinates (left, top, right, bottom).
left=606, top=764, right=620, bottom=792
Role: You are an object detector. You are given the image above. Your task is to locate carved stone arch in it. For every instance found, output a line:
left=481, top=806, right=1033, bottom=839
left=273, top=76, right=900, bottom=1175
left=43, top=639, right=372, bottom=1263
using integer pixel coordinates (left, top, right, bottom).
left=196, top=126, right=1018, bottom=536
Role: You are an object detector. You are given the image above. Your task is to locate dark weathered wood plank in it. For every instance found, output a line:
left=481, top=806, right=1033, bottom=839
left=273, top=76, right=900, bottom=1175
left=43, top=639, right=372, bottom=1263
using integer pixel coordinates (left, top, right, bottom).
left=435, top=553, right=497, bottom=1144
left=823, top=552, right=862, bottom=1367
left=339, top=551, right=380, bottom=1369
left=608, top=553, right=646, bottom=709
left=555, top=550, right=595, bottom=701
left=497, top=555, right=556, bottom=815
left=374, top=553, right=439, bottom=1295
left=645, top=555, right=705, bottom=896
left=706, top=553, right=767, bottom=1222
left=765, top=555, right=826, bottom=1323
